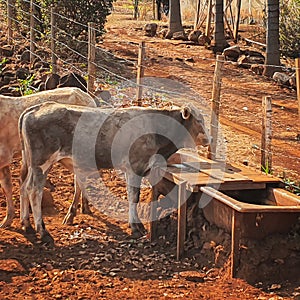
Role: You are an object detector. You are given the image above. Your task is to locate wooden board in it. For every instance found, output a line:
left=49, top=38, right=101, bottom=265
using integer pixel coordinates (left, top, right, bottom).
left=161, top=167, right=222, bottom=192
left=183, top=161, right=252, bottom=183
left=163, top=151, right=282, bottom=194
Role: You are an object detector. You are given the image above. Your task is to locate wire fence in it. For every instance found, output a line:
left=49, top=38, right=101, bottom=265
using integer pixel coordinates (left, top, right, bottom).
left=0, top=0, right=299, bottom=186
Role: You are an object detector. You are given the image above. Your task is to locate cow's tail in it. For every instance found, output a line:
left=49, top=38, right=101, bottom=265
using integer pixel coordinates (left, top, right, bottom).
left=19, top=103, right=40, bottom=186
left=19, top=103, right=44, bottom=150
left=19, top=102, right=52, bottom=185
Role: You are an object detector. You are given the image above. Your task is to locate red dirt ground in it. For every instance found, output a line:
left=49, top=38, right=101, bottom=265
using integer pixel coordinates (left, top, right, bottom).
left=0, top=2, right=300, bottom=299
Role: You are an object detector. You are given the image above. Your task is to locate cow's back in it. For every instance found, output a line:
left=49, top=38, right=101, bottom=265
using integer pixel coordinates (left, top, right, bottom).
left=0, top=87, right=97, bottom=158
left=21, top=87, right=97, bottom=109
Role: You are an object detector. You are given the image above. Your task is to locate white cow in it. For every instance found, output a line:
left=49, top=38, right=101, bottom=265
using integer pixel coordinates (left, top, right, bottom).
left=0, top=87, right=97, bottom=227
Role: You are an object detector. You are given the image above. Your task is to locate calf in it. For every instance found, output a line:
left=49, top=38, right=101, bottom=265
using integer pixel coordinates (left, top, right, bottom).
left=19, top=102, right=209, bottom=244
left=0, top=87, right=97, bottom=227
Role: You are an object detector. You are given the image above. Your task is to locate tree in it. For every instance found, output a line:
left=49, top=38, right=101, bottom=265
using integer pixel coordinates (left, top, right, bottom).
left=263, top=0, right=281, bottom=77
left=211, top=0, right=229, bottom=53
left=7, top=0, right=114, bottom=53
left=280, top=0, right=300, bottom=58
left=166, top=0, right=184, bottom=39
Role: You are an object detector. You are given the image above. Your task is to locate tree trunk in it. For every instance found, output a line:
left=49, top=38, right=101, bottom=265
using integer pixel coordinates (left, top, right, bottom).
left=263, top=0, right=280, bottom=77
left=166, top=0, right=184, bottom=39
left=212, top=0, right=229, bottom=53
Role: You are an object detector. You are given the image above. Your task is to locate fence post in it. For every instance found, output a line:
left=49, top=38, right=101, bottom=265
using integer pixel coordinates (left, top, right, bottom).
left=261, top=96, right=272, bottom=173
left=136, top=41, right=145, bottom=106
left=177, top=181, right=187, bottom=260
left=134, top=0, right=139, bottom=19
left=30, top=0, right=36, bottom=64
left=50, top=7, right=57, bottom=75
left=296, top=58, right=300, bottom=119
left=208, top=54, right=225, bottom=160
left=7, top=0, right=13, bottom=44
left=88, top=22, right=96, bottom=96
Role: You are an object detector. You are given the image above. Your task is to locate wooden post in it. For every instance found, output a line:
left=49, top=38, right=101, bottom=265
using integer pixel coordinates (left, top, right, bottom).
left=261, top=96, right=272, bottom=172
left=208, top=55, right=225, bottom=160
left=30, top=0, right=36, bottom=64
left=231, top=210, right=242, bottom=277
left=136, top=41, right=145, bottom=106
left=7, top=0, right=13, bottom=44
left=233, top=0, right=241, bottom=42
left=205, top=0, right=213, bottom=37
left=177, top=181, right=187, bottom=260
left=152, top=0, right=155, bottom=20
left=296, top=58, right=300, bottom=118
left=88, top=22, right=96, bottom=96
left=50, top=7, right=57, bottom=75
left=134, top=0, right=139, bottom=19
left=150, top=186, right=158, bottom=242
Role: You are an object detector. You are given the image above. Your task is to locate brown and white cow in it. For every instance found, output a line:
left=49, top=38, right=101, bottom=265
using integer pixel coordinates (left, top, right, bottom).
left=0, top=87, right=97, bottom=227
left=19, top=102, right=209, bottom=244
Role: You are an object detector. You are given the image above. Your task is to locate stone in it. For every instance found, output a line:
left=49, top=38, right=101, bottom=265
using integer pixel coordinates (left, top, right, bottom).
left=289, top=73, right=296, bottom=89
left=95, top=89, right=111, bottom=104
left=33, top=60, right=49, bottom=70
left=172, top=31, right=187, bottom=41
left=15, top=67, right=30, bottom=80
left=237, top=55, right=251, bottom=68
left=144, top=23, right=158, bottom=37
left=198, top=34, right=211, bottom=46
left=2, top=74, right=14, bottom=85
left=20, top=50, right=31, bottom=63
left=188, top=30, right=202, bottom=43
left=250, top=64, right=264, bottom=75
left=58, top=72, right=87, bottom=92
left=0, top=45, right=14, bottom=57
left=272, top=72, right=290, bottom=85
left=244, top=49, right=265, bottom=59
left=157, top=28, right=168, bottom=38
left=248, top=55, right=265, bottom=65
left=45, top=73, right=60, bottom=90
left=0, top=84, right=21, bottom=96
left=223, top=45, right=241, bottom=61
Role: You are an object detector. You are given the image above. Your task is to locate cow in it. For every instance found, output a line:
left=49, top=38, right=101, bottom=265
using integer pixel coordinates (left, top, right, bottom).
left=19, top=102, right=210, bottom=244
left=0, top=87, right=98, bottom=228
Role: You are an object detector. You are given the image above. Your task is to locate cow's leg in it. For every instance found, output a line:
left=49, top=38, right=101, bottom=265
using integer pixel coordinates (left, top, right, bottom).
left=81, top=194, right=92, bottom=215
left=62, top=176, right=81, bottom=225
left=28, top=167, right=53, bottom=245
left=20, top=155, right=35, bottom=234
left=0, top=166, right=15, bottom=227
left=126, top=173, right=146, bottom=238
left=20, top=173, right=35, bottom=235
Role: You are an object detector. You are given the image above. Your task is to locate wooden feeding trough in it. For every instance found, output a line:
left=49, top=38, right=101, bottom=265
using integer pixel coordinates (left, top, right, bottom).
left=199, top=185, right=300, bottom=278
left=150, top=151, right=300, bottom=279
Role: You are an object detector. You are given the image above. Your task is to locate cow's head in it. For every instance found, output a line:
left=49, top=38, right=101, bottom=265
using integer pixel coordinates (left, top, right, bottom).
left=181, top=104, right=210, bottom=147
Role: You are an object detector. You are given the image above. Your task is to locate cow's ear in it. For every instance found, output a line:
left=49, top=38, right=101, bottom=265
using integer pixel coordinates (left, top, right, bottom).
left=181, top=106, right=191, bottom=119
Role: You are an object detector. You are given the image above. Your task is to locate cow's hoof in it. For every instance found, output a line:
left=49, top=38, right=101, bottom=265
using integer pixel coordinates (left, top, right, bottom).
left=81, top=205, right=92, bottom=215
left=0, top=214, right=14, bottom=228
left=136, top=223, right=147, bottom=235
left=41, top=233, right=54, bottom=246
left=62, top=214, right=74, bottom=225
left=130, top=230, right=144, bottom=239
left=23, top=225, right=36, bottom=235
left=131, top=223, right=147, bottom=238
